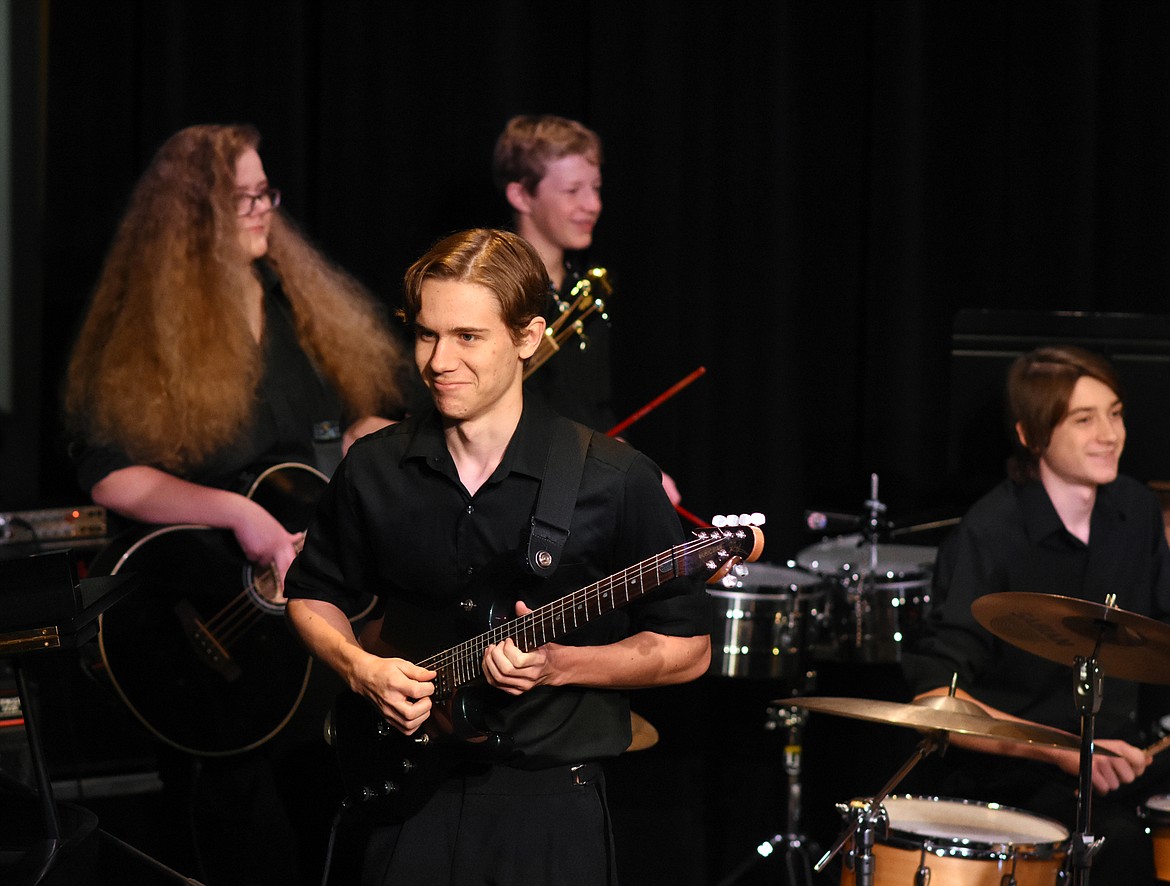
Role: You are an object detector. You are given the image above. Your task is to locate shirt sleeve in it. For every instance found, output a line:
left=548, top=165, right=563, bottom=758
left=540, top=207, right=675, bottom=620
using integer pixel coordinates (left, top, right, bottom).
left=75, top=442, right=135, bottom=494
left=284, top=456, right=373, bottom=617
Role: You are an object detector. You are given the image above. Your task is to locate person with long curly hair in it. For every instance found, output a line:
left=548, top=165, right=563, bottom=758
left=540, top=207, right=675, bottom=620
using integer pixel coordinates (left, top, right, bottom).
left=66, top=123, right=404, bottom=582
left=63, top=123, right=407, bottom=886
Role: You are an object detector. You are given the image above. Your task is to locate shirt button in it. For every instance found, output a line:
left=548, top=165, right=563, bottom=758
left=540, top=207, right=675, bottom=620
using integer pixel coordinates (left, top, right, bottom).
left=467, top=505, right=474, bottom=514
left=466, top=566, right=475, bottom=576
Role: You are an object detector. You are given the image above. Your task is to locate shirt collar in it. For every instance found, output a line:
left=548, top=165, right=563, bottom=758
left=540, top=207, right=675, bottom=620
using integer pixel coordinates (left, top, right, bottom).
left=400, top=397, right=558, bottom=483
left=1017, top=477, right=1126, bottom=545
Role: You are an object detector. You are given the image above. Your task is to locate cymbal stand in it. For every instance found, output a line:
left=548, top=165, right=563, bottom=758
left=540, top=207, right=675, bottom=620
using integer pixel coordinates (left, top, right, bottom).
left=716, top=694, right=819, bottom=886
left=1068, top=651, right=1106, bottom=886
left=861, top=473, right=887, bottom=548
left=814, top=732, right=945, bottom=886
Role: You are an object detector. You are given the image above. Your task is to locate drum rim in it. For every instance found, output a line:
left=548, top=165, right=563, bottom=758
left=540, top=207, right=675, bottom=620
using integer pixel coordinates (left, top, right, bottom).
left=1141, top=793, right=1170, bottom=819
left=861, top=794, right=1070, bottom=861
left=706, top=587, right=827, bottom=601
left=796, top=535, right=937, bottom=577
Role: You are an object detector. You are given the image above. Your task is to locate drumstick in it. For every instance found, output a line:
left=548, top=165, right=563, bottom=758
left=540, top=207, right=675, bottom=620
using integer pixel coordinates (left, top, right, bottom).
left=607, top=366, right=706, bottom=437
left=606, top=367, right=708, bottom=529
left=674, top=503, right=711, bottom=528
left=1144, top=733, right=1170, bottom=758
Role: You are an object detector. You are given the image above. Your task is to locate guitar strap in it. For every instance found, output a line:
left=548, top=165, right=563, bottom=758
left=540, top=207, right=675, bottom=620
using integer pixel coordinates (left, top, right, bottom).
left=524, top=421, right=593, bottom=578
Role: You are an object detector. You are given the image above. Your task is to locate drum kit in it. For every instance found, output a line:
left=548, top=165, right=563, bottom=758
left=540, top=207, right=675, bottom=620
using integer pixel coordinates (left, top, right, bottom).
left=709, top=476, right=1170, bottom=886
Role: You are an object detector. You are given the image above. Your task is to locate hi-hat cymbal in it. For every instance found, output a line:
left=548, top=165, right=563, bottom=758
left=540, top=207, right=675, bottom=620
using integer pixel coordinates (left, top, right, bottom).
left=784, top=694, right=1100, bottom=752
left=626, top=711, right=659, bottom=752
left=971, top=592, right=1170, bottom=684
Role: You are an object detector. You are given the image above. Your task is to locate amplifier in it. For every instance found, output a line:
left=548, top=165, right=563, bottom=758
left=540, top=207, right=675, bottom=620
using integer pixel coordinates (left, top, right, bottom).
left=0, top=505, right=108, bottom=550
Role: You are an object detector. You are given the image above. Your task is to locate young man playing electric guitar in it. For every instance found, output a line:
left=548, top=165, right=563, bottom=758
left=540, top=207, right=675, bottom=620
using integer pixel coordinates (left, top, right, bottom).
left=285, top=229, right=721, bottom=885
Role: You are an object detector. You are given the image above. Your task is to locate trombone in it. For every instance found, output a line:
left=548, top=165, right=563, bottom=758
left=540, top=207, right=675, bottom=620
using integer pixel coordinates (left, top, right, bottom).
left=524, top=267, right=612, bottom=380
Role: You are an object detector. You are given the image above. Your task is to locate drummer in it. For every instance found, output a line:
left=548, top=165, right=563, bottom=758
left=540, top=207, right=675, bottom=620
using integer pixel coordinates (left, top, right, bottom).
left=903, top=345, right=1170, bottom=884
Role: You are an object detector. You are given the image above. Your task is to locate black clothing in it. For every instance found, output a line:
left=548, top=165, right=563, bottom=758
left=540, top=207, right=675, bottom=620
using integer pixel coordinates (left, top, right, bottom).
left=905, top=475, right=1170, bottom=737
left=523, top=263, right=617, bottom=433
left=287, top=396, right=707, bottom=767
left=285, top=397, right=708, bottom=883
left=903, top=475, right=1170, bottom=884
left=72, top=262, right=351, bottom=886
left=75, top=263, right=344, bottom=494
left=360, top=763, right=615, bottom=886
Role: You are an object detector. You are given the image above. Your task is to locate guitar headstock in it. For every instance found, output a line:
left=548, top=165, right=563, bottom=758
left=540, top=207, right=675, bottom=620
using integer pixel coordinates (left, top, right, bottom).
left=689, top=517, right=765, bottom=586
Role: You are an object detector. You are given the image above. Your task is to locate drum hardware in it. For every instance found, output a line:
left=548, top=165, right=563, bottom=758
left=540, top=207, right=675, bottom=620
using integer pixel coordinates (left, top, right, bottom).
left=716, top=683, right=821, bottom=886
left=800, top=475, right=938, bottom=663
left=971, top=591, right=1170, bottom=886
left=784, top=682, right=1093, bottom=886
left=796, top=535, right=935, bottom=664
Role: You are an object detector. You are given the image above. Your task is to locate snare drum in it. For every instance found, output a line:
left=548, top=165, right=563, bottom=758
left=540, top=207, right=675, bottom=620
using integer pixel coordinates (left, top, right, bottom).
left=1140, top=794, right=1170, bottom=881
left=707, top=562, right=826, bottom=682
left=840, top=795, right=1068, bottom=886
left=797, top=535, right=936, bottom=663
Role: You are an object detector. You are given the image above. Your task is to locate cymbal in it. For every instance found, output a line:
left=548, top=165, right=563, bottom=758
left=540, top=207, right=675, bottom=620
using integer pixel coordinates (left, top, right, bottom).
left=784, top=694, right=1100, bottom=752
left=627, top=711, right=659, bottom=753
left=971, top=592, right=1170, bottom=684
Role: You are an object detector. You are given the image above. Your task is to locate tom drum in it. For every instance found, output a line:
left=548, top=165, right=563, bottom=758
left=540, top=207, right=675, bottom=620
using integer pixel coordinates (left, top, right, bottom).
left=797, top=534, right=935, bottom=663
left=840, top=795, right=1069, bottom=886
left=1140, top=794, right=1170, bottom=881
left=707, top=561, right=826, bottom=683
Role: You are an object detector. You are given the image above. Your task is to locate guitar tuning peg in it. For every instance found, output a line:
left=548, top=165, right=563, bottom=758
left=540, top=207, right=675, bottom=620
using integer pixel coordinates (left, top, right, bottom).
left=711, top=512, right=766, bottom=528
left=732, top=563, right=749, bottom=577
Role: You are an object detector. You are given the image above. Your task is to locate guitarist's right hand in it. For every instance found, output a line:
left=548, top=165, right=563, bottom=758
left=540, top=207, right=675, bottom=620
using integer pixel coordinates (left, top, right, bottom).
left=93, top=465, right=303, bottom=593
left=228, top=496, right=303, bottom=596
left=355, top=657, right=438, bottom=736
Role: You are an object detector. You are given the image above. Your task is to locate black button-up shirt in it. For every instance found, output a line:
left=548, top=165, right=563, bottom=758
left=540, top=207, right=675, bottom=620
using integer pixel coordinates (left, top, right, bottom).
left=905, top=475, right=1170, bottom=737
left=285, top=397, right=709, bottom=766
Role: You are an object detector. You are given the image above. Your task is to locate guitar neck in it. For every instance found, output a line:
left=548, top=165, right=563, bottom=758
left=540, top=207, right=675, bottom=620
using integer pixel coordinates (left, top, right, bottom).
left=420, top=527, right=757, bottom=699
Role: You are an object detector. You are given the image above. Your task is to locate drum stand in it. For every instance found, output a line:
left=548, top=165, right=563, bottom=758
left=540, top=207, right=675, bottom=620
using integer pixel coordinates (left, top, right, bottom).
left=1067, top=652, right=1106, bottom=886
left=813, top=732, right=945, bottom=886
left=717, top=697, right=820, bottom=886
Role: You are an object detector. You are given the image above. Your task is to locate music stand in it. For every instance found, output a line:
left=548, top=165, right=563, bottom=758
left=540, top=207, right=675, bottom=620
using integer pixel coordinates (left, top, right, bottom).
left=0, top=550, right=136, bottom=885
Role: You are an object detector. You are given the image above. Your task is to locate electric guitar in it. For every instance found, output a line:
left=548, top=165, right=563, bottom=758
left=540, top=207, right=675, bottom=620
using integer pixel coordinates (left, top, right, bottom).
left=329, top=523, right=764, bottom=822
left=89, top=462, right=333, bottom=756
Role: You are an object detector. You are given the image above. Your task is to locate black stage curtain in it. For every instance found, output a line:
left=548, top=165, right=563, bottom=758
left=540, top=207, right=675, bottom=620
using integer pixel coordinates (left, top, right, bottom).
left=28, top=1, right=1170, bottom=555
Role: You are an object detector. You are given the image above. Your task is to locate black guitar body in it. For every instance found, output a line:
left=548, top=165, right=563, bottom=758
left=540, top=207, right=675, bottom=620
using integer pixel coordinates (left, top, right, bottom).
left=90, top=463, right=326, bottom=756
left=328, top=688, right=513, bottom=824
left=329, top=525, right=765, bottom=823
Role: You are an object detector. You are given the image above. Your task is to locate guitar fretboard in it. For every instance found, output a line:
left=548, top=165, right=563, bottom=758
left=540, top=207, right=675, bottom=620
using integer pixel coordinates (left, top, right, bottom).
left=421, top=529, right=750, bottom=699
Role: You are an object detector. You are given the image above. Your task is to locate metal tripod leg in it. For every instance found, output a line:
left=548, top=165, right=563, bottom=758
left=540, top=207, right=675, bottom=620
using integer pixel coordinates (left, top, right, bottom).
left=717, top=699, right=820, bottom=886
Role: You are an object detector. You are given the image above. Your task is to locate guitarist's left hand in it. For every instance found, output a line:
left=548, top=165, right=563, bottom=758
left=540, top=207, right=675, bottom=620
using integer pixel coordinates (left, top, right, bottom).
left=482, top=601, right=554, bottom=696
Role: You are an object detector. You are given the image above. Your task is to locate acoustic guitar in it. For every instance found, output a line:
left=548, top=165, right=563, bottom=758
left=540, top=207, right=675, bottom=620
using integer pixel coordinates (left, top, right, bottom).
left=89, top=462, right=329, bottom=757
left=330, top=523, right=764, bottom=822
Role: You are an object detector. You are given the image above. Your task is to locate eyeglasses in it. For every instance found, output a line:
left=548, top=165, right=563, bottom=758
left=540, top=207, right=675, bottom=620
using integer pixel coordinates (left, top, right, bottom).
left=236, top=188, right=281, bottom=217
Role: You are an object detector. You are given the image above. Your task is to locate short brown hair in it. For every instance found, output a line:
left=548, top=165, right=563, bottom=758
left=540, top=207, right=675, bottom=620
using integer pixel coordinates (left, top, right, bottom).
left=492, top=115, right=603, bottom=194
left=402, top=229, right=549, bottom=343
left=1007, top=345, right=1123, bottom=482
